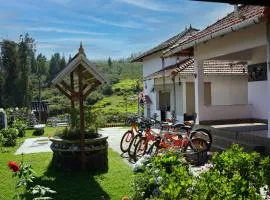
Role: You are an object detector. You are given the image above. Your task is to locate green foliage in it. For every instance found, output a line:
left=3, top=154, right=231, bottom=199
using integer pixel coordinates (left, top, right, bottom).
left=101, top=84, right=113, bottom=96
left=11, top=119, right=27, bottom=137
left=10, top=162, right=56, bottom=200
left=1, top=40, right=19, bottom=107
left=0, top=34, right=35, bottom=108
left=49, top=53, right=61, bottom=79
left=0, top=128, right=18, bottom=146
left=86, top=91, right=103, bottom=105
left=261, top=157, right=270, bottom=188
left=70, top=108, right=79, bottom=129
left=132, top=150, right=190, bottom=200
left=33, top=129, right=45, bottom=136
left=85, top=107, right=106, bottom=132
left=133, top=145, right=270, bottom=200
left=193, top=144, right=267, bottom=200
left=36, top=54, right=48, bottom=75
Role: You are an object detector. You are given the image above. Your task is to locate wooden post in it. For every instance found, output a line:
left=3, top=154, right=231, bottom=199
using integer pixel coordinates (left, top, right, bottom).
left=78, top=66, right=86, bottom=169
left=70, top=72, right=75, bottom=110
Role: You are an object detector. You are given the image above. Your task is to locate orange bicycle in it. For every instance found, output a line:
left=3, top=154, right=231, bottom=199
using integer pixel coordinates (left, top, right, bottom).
left=120, top=115, right=141, bottom=153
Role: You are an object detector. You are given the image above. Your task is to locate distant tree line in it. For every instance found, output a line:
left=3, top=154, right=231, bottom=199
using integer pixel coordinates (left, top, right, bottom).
left=0, top=34, right=68, bottom=108
left=0, top=33, right=142, bottom=110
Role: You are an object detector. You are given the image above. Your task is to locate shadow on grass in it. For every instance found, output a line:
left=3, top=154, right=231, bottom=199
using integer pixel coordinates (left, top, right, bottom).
left=29, top=161, right=110, bottom=200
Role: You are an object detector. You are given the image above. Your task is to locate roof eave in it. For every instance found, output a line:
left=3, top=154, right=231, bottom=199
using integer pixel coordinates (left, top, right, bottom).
left=163, top=15, right=263, bottom=58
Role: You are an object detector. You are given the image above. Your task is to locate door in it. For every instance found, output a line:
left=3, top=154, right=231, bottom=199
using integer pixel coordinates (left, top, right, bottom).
left=186, top=82, right=195, bottom=114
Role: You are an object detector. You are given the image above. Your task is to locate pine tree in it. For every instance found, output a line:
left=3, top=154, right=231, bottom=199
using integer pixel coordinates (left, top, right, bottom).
left=1, top=40, right=19, bottom=107
left=49, top=53, right=61, bottom=79
left=36, top=53, right=47, bottom=74
left=18, top=34, right=35, bottom=107
left=60, top=55, right=66, bottom=70
left=108, top=57, right=112, bottom=67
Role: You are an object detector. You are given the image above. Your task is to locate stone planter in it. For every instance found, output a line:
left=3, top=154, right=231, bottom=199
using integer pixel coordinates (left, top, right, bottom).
left=49, top=135, right=108, bottom=171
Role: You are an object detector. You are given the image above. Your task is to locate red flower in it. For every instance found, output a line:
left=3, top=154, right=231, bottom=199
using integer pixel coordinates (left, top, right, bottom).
left=8, top=161, right=20, bottom=172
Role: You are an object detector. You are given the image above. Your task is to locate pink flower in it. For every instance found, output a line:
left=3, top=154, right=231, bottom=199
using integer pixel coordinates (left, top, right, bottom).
left=8, top=161, right=20, bottom=172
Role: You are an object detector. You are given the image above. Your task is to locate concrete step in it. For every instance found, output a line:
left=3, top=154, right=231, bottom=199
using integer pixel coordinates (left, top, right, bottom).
left=211, top=133, right=268, bottom=154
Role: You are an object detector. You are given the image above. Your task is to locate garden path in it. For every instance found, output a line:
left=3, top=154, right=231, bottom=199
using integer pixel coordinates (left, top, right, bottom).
left=15, top=137, right=52, bottom=155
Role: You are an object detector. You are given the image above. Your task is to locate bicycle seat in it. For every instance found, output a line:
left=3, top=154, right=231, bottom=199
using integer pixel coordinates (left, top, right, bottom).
left=184, top=120, right=194, bottom=126
left=171, top=123, right=185, bottom=129
left=181, top=125, right=192, bottom=131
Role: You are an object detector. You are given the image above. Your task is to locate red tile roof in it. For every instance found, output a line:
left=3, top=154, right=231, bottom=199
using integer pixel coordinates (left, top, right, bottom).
left=165, top=5, right=266, bottom=55
left=131, top=26, right=199, bottom=62
left=145, top=58, right=247, bottom=79
left=139, top=94, right=152, bottom=104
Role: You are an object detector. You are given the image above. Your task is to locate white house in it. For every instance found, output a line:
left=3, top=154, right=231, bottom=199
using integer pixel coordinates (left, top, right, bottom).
left=163, top=5, right=270, bottom=136
left=145, top=58, right=248, bottom=123
left=132, top=26, right=248, bottom=123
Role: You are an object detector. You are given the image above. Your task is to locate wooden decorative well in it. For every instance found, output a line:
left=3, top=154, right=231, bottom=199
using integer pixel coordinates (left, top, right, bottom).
left=50, top=44, right=108, bottom=171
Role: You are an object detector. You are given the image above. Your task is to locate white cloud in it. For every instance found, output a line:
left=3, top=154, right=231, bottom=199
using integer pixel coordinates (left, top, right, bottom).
left=117, top=0, right=173, bottom=12
left=87, top=16, right=143, bottom=29
left=26, top=27, right=106, bottom=36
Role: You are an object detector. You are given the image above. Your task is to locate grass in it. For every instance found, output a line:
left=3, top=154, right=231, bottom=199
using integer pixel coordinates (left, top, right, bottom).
left=0, top=127, right=133, bottom=200
left=94, top=95, right=138, bottom=114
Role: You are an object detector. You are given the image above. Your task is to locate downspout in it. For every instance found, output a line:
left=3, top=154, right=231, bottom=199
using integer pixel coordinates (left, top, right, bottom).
left=161, top=57, right=167, bottom=120
left=163, top=16, right=262, bottom=57
left=266, top=16, right=270, bottom=138
left=172, top=75, right=176, bottom=119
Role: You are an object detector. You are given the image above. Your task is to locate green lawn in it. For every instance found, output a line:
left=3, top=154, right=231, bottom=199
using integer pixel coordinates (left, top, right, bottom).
left=0, top=127, right=133, bottom=200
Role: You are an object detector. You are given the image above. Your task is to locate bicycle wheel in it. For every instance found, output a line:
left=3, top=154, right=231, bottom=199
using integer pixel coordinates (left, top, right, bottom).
left=147, top=140, right=160, bottom=157
left=120, top=130, right=134, bottom=153
left=128, top=134, right=141, bottom=158
left=183, top=138, right=208, bottom=153
left=191, top=128, right=212, bottom=150
left=133, top=137, right=148, bottom=162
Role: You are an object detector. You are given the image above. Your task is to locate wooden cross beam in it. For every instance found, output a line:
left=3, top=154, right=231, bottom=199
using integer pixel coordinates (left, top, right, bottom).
left=55, top=84, right=72, bottom=100
left=83, top=81, right=101, bottom=100
left=61, top=80, right=77, bottom=96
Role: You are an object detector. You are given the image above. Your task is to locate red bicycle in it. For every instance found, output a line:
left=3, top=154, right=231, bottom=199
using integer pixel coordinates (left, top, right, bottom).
left=120, top=115, right=141, bottom=153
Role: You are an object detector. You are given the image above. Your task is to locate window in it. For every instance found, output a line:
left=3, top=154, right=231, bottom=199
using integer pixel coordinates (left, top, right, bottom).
left=248, top=63, right=267, bottom=82
left=159, top=91, right=170, bottom=111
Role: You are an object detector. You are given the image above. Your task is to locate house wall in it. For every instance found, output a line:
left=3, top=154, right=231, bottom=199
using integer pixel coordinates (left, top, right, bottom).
left=142, top=52, right=187, bottom=120
left=209, top=76, right=248, bottom=105
left=194, top=22, right=266, bottom=60
left=154, top=74, right=248, bottom=122
left=193, top=22, right=267, bottom=121
left=247, top=45, right=268, bottom=120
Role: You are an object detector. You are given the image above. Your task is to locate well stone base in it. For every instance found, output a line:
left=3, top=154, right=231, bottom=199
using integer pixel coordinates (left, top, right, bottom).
left=50, top=136, right=108, bottom=171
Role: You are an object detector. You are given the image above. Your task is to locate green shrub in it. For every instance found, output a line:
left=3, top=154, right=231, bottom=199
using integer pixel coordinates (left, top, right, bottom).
left=193, top=144, right=267, bottom=200
left=132, top=150, right=190, bottom=200
left=11, top=119, right=27, bottom=137
left=132, top=145, right=270, bottom=200
left=33, top=129, right=44, bottom=136
left=0, top=128, right=18, bottom=146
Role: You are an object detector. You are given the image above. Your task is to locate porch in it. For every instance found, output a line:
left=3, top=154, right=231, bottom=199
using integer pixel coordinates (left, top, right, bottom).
left=207, top=122, right=270, bottom=154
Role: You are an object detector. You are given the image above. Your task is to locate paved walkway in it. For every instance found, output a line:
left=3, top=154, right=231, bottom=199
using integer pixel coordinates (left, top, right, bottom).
left=15, top=137, right=52, bottom=155
left=15, top=127, right=128, bottom=156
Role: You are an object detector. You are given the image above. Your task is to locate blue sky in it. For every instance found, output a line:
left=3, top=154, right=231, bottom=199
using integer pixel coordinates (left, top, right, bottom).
left=0, top=0, right=233, bottom=60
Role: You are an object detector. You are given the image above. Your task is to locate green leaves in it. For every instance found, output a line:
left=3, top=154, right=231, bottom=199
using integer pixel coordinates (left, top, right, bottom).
left=10, top=161, right=56, bottom=200
left=132, top=145, right=270, bottom=200
left=31, top=185, right=56, bottom=199
left=0, top=128, right=18, bottom=147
